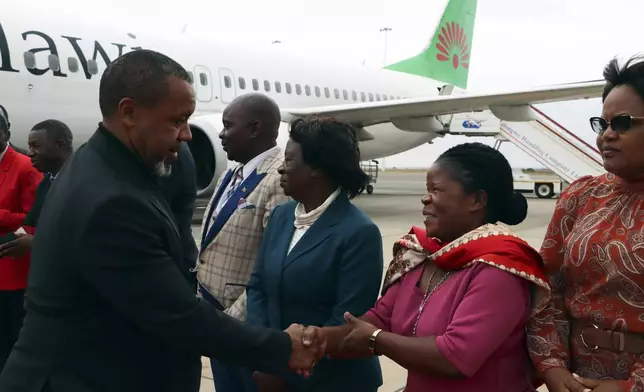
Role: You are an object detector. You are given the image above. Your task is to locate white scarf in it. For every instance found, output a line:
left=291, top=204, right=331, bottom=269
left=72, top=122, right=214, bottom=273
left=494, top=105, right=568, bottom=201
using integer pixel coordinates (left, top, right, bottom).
left=293, top=188, right=341, bottom=230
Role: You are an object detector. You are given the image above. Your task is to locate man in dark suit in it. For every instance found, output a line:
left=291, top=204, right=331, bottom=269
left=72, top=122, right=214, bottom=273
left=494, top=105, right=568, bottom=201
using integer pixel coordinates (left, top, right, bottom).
left=0, top=49, right=323, bottom=392
left=160, top=141, right=199, bottom=290
left=0, top=119, right=74, bottom=259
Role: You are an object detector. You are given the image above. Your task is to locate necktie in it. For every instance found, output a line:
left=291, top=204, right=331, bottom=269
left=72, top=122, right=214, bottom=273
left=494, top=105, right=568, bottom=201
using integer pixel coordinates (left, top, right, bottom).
left=225, top=165, right=244, bottom=200
left=206, top=166, right=244, bottom=233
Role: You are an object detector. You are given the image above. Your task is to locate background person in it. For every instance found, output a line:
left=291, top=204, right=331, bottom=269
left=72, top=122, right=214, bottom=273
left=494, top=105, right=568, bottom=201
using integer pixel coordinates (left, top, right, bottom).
left=0, top=119, right=74, bottom=259
left=529, top=55, right=644, bottom=392
left=0, top=109, right=42, bottom=373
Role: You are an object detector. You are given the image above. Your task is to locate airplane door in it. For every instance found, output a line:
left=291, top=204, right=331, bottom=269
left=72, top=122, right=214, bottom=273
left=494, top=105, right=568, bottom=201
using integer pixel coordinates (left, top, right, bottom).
left=193, top=65, right=213, bottom=102
left=219, top=68, right=236, bottom=103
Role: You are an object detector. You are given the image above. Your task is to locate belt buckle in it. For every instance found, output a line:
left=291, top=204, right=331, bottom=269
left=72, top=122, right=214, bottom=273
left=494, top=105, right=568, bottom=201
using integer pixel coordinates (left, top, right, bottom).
left=580, top=324, right=600, bottom=350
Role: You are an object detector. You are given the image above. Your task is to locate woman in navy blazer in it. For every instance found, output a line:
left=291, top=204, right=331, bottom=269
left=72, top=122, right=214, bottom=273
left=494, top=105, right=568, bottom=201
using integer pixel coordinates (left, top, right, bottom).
left=247, top=116, right=384, bottom=392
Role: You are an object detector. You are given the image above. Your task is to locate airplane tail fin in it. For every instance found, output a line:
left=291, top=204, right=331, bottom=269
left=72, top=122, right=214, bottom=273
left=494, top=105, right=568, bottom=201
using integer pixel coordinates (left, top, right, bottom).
left=385, top=0, right=477, bottom=89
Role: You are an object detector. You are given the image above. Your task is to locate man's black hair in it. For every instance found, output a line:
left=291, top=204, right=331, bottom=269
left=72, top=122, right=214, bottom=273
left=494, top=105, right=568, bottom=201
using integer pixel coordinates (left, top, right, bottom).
left=0, top=104, right=8, bottom=133
left=289, top=116, right=369, bottom=199
left=31, top=119, right=73, bottom=148
left=99, top=49, right=193, bottom=117
left=436, top=142, right=528, bottom=226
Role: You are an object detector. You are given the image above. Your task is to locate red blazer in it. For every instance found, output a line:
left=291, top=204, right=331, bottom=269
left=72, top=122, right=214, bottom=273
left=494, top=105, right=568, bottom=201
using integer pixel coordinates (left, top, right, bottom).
left=0, top=146, right=42, bottom=290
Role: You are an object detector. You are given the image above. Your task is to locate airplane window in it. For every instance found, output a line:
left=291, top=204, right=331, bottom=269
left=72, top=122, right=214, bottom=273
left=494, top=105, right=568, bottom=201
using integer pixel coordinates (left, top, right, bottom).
left=334, top=88, right=340, bottom=99
left=224, top=76, right=232, bottom=89
left=382, top=95, right=388, bottom=101
left=295, top=84, right=302, bottom=95
left=238, top=77, right=246, bottom=89
left=87, top=59, right=99, bottom=75
left=264, top=80, right=271, bottom=92
left=361, top=92, right=366, bottom=102
left=67, top=57, right=79, bottom=73
left=368, top=93, right=374, bottom=102
left=275, top=81, right=282, bottom=93
left=314, top=86, right=320, bottom=97
left=324, top=87, right=330, bottom=99
left=343, top=90, right=348, bottom=100
left=352, top=91, right=357, bottom=101
left=285, top=83, right=292, bottom=94
left=376, top=93, right=381, bottom=101
left=47, top=55, right=60, bottom=72
left=305, top=85, right=311, bottom=96
left=252, top=79, right=259, bottom=91
left=199, top=73, right=208, bottom=86
left=390, top=95, right=395, bottom=100
left=23, top=51, right=36, bottom=69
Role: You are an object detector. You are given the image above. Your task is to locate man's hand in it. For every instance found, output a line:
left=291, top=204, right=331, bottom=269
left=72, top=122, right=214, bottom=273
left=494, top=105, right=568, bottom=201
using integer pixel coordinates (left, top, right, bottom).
left=285, top=323, right=326, bottom=378
left=252, top=371, right=285, bottom=392
left=573, top=373, right=624, bottom=392
left=0, top=233, right=33, bottom=258
left=337, top=312, right=378, bottom=357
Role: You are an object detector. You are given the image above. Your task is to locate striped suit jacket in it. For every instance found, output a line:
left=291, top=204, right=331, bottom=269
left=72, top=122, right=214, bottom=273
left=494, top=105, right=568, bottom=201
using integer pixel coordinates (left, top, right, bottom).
left=196, top=147, right=289, bottom=320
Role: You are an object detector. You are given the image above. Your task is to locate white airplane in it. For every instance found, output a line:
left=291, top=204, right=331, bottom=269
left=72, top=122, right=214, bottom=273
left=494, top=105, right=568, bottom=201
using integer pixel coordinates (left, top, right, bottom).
left=1, top=0, right=603, bottom=197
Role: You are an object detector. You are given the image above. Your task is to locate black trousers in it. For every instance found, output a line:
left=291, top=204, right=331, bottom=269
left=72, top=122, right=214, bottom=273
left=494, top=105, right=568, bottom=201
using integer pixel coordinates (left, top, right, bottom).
left=0, top=289, right=26, bottom=373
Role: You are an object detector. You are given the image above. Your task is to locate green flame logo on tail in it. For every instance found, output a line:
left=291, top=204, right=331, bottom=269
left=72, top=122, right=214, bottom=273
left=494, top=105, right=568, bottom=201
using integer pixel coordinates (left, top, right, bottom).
left=385, top=0, right=477, bottom=89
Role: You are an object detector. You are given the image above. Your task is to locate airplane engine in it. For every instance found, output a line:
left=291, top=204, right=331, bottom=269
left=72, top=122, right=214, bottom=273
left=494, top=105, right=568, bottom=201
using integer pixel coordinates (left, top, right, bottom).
left=391, top=116, right=445, bottom=133
left=186, top=113, right=229, bottom=198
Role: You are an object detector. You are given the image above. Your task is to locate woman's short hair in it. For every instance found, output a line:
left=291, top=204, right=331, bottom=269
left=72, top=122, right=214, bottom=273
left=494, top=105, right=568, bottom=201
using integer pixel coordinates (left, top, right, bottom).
left=436, top=142, right=528, bottom=225
left=288, top=116, right=369, bottom=199
left=602, top=55, right=644, bottom=102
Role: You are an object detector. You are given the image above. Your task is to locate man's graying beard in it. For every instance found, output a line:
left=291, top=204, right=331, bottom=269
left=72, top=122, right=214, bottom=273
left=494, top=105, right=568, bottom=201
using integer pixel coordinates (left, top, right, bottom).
left=154, top=161, right=172, bottom=178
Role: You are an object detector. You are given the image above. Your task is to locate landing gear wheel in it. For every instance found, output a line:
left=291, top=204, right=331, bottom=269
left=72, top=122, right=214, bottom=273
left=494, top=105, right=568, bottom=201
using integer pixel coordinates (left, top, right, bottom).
left=535, top=183, right=554, bottom=199
left=366, top=185, right=374, bottom=195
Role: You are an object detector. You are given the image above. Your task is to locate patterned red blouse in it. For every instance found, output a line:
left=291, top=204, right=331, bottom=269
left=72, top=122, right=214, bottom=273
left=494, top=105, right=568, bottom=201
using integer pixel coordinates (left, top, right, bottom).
left=528, top=173, right=644, bottom=391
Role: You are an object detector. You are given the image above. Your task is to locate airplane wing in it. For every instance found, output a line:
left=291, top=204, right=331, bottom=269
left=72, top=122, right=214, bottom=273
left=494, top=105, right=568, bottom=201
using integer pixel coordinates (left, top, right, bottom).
left=280, top=80, right=604, bottom=127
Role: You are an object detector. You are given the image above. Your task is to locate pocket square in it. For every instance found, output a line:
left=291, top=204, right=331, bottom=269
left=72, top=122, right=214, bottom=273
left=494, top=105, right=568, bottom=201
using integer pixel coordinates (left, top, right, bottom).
left=237, top=199, right=256, bottom=210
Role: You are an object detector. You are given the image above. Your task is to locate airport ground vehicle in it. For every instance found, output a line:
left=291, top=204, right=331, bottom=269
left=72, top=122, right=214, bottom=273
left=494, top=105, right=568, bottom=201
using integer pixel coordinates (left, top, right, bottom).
left=513, top=168, right=562, bottom=199
left=360, top=160, right=380, bottom=195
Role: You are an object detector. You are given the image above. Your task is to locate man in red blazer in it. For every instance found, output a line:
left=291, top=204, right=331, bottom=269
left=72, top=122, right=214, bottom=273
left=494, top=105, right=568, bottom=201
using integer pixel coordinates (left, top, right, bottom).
left=0, top=107, right=42, bottom=372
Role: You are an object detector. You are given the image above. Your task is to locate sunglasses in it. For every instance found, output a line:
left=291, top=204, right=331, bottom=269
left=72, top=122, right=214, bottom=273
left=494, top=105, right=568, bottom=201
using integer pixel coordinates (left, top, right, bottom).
left=590, top=115, right=644, bottom=134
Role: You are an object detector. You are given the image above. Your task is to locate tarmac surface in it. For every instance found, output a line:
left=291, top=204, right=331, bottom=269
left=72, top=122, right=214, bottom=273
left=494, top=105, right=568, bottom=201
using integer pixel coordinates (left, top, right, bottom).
left=192, top=170, right=556, bottom=392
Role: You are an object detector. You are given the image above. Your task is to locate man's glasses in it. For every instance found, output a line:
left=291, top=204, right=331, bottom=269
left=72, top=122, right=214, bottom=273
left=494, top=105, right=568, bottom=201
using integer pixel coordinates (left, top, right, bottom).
left=590, top=115, right=644, bottom=134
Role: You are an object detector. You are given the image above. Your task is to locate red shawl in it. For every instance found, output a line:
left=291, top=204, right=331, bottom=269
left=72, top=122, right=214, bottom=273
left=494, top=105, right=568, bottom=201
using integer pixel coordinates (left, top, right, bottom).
left=383, top=223, right=550, bottom=314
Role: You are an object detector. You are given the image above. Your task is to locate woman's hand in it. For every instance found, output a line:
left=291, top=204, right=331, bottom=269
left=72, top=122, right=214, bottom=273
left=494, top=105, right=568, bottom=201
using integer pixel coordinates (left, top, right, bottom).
left=337, top=312, right=378, bottom=357
left=252, top=371, right=286, bottom=392
left=542, top=368, right=589, bottom=392
left=572, top=373, right=624, bottom=392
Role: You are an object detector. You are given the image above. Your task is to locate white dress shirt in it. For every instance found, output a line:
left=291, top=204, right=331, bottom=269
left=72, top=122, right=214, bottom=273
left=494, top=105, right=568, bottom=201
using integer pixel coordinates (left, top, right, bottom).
left=213, top=145, right=280, bottom=217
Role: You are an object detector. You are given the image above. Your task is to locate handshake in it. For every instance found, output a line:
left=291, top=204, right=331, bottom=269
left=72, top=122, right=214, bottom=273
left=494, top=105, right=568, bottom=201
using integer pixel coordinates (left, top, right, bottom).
left=254, top=313, right=376, bottom=391
left=284, top=312, right=378, bottom=376
left=284, top=323, right=326, bottom=377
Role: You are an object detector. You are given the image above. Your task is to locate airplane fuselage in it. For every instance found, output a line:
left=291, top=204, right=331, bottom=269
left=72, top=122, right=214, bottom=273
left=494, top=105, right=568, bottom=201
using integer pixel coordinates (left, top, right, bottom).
left=0, top=12, right=447, bottom=194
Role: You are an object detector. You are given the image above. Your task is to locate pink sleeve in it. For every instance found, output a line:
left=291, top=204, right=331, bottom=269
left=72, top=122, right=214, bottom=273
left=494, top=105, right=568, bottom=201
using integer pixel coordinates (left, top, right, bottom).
left=435, top=265, right=530, bottom=377
left=364, top=281, right=401, bottom=332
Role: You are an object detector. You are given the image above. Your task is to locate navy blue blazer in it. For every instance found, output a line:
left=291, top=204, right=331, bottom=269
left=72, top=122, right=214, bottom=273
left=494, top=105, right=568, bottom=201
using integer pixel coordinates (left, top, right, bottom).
left=247, top=194, right=384, bottom=392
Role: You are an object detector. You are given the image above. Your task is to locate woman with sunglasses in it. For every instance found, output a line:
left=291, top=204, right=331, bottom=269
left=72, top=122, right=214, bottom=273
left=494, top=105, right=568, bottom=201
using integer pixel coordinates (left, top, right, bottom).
left=529, top=56, right=644, bottom=392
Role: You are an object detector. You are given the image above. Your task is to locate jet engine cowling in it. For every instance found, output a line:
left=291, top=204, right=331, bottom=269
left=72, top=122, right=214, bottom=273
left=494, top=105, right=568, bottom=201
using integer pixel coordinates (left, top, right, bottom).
left=186, top=113, right=229, bottom=198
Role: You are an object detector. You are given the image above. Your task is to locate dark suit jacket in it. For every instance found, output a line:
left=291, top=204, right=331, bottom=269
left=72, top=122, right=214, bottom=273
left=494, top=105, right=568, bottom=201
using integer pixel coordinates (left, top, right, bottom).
left=160, top=142, right=198, bottom=290
left=0, top=125, right=292, bottom=392
left=22, top=174, right=53, bottom=229
left=246, top=195, right=384, bottom=392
